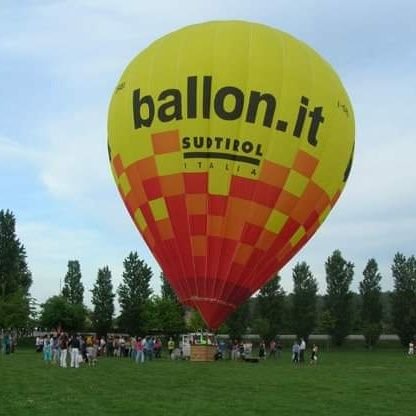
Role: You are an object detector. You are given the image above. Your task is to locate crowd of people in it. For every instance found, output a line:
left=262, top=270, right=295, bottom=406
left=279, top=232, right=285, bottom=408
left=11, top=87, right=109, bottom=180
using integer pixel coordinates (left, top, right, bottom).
left=6, top=331, right=415, bottom=366
left=34, top=333, right=307, bottom=366
left=36, top=333, right=98, bottom=368
left=290, top=338, right=319, bottom=365
left=224, top=339, right=282, bottom=361
left=222, top=338, right=318, bottom=365
left=35, top=333, right=177, bottom=367
left=0, top=331, right=17, bottom=354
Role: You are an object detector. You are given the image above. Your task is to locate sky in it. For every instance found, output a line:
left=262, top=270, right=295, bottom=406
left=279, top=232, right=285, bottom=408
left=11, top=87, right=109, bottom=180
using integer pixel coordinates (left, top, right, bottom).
left=1, top=0, right=415, bottom=310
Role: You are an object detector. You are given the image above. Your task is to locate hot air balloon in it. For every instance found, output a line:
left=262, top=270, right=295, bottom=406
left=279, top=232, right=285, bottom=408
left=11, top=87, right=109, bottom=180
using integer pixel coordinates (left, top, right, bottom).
left=107, top=21, right=355, bottom=330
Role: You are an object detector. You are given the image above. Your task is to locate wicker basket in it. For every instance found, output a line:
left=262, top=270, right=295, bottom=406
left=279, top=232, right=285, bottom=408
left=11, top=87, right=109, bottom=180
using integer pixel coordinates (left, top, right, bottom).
left=190, top=345, right=216, bottom=362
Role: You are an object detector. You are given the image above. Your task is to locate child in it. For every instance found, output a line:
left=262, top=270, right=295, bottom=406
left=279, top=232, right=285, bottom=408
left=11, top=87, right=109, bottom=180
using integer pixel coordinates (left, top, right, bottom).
left=310, top=344, right=318, bottom=365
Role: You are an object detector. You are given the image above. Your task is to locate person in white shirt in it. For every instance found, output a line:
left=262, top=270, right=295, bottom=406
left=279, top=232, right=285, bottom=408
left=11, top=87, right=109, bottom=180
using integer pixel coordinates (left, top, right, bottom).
left=299, top=338, right=306, bottom=363
left=408, top=341, right=414, bottom=356
left=35, top=336, right=43, bottom=352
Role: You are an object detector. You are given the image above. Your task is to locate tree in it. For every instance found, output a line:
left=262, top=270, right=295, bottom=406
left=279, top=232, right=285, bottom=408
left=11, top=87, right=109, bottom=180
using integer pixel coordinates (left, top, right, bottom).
left=0, top=289, right=31, bottom=329
left=251, top=317, right=270, bottom=341
left=359, top=258, right=383, bottom=348
left=226, top=300, right=250, bottom=340
left=40, top=295, right=87, bottom=332
left=91, top=266, right=115, bottom=337
left=319, top=309, right=336, bottom=334
left=291, top=262, right=318, bottom=342
left=0, top=209, right=32, bottom=329
left=62, top=260, right=84, bottom=305
left=391, top=253, right=416, bottom=346
left=161, top=272, right=178, bottom=301
left=147, top=296, right=186, bottom=334
left=187, top=309, right=206, bottom=332
left=117, top=252, right=153, bottom=335
left=0, top=210, right=32, bottom=297
left=256, top=274, right=286, bottom=341
left=324, top=250, right=354, bottom=346
left=156, top=272, right=185, bottom=333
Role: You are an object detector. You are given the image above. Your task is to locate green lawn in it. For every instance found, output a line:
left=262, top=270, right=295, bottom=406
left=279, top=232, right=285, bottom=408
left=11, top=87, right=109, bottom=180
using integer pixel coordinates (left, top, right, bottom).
left=1, top=348, right=415, bottom=416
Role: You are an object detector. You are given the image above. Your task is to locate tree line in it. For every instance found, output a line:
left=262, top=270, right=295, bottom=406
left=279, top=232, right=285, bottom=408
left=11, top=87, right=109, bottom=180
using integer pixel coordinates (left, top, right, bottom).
left=1, top=209, right=416, bottom=347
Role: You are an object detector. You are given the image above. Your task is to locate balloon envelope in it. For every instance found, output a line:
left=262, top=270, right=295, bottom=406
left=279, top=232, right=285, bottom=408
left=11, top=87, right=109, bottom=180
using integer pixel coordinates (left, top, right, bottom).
left=108, top=21, right=355, bottom=329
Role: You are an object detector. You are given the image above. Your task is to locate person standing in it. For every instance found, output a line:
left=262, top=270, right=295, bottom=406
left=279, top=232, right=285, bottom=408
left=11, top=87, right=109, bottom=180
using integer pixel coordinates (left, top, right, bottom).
left=269, top=340, right=276, bottom=358
left=11, top=333, right=17, bottom=353
left=80, top=336, right=88, bottom=365
left=231, top=340, right=239, bottom=360
left=107, top=336, right=114, bottom=357
left=292, top=341, right=299, bottom=364
left=144, top=336, right=154, bottom=361
left=218, top=339, right=226, bottom=360
left=35, top=335, right=43, bottom=353
left=99, top=337, right=106, bottom=357
left=130, top=336, right=137, bottom=361
left=310, top=344, right=319, bottom=365
left=3, top=332, right=10, bottom=354
left=167, top=337, right=175, bottom=359
left=119, top=336, right=126, bottom=357
left=52, top=335, right=60, bottom=365
left=155, top=338, right=163, bottom=358
left=43, top=335, right=52, bottom=363
left=259, top=340, right=266, bottom=360
left=70, top=334, right=80, bottom=368
left=135, top=337, right=144, bottom=364
left=299, top=338, right=306, bottom=363
left=125, top=337, right=132, bottom=358
left=60, top=333, right=68, bottom=368
left=238, top=341, right=245, bottom=360
left=408, top=340, right=414, bottom=356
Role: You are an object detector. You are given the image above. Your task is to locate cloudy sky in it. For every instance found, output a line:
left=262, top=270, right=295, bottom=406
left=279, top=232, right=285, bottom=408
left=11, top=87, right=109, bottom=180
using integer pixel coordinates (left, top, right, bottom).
left=1, top=0, right=415, bottom=309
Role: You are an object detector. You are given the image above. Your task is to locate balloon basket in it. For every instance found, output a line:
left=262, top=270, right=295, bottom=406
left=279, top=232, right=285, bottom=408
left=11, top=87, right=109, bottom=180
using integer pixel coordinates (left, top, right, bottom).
left=190, top=345, right=216, bottom=362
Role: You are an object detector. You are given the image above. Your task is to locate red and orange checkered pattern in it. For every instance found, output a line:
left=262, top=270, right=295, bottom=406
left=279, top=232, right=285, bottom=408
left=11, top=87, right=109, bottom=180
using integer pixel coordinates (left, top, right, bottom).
left=112, top=130, right=341, bottom=329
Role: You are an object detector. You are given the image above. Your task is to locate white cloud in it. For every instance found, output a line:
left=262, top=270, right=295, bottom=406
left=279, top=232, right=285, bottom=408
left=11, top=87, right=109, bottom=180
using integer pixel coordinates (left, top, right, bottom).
left=1, top=108, right=111, bottom=205
left=0, top=135, right=41, bottom=164
left=342, top=135, right=416, bottom=220
left=39, top=109, right=109, bottom=199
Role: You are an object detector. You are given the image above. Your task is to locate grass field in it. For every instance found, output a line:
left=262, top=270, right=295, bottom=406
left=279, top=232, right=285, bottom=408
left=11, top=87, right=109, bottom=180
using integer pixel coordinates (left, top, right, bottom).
left=1, top=348, right=415, bottom=416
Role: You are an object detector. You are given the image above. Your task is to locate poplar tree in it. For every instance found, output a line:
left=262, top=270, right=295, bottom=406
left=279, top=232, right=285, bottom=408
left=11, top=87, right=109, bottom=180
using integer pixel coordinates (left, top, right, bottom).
left=0, top=210, right=32, bottom=329
left=292, top=262, right=318, bottom=342
left=62, top=260, right=84, bottom=305
left=324, top=250, right=354, bottom=345
left=359, top=258, right=383, bottom=348
left=256, top=274, right=286, bottom=341
left=118, top=252, right=153, bottom=335
left=0, top=210, right=32, bottom=298
left=91, top=266, right=115, bottom=337
left=391, top=253, right=416, bottom=346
